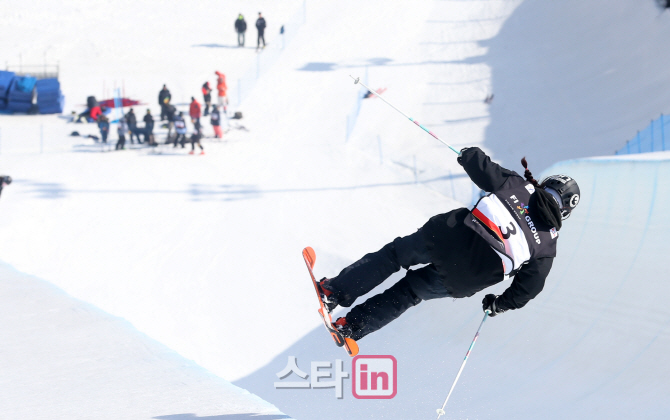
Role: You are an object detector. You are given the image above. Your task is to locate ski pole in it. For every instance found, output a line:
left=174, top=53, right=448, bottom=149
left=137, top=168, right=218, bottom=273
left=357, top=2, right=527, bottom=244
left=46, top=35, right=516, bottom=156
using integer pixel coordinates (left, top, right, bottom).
left=435, top=311, right=490, bottom=419
left=349, top=75, right=460, bottom=155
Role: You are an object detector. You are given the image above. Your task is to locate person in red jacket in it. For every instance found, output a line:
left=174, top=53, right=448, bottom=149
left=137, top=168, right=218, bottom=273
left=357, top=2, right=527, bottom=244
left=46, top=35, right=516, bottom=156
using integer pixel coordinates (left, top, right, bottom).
left=215, top=71, right=228, bottom=113
left=189, top=97, right=201, bottom=124
left=89, top=105, right=102, bottom=122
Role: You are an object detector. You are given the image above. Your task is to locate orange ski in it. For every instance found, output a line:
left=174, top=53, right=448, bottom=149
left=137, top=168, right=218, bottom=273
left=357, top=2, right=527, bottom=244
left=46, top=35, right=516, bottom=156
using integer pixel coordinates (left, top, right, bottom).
left=302, top=247, right=359, bottom=357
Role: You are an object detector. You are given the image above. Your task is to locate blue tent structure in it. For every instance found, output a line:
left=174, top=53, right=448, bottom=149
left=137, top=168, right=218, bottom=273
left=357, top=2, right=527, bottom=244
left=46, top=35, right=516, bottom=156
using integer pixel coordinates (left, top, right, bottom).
left=36, top=78, right=64, bottom=114
left=0, top=72, right=64, bottom=114
left=7, top=76, right=36, bottom=113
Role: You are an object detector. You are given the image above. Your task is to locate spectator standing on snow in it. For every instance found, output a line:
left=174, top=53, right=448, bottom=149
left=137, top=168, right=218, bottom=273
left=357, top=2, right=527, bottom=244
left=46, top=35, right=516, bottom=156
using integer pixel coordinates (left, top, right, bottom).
left=0, top=175, right=12, bottom=198
left=189, top=120, right=205, bottom=155
left=126, top=108, right=142, bottom=144
left=116, top=117, right=128, bottom=150
left=215, top=71, right=228, bottom=113
left=211, top=105, right=223, bottom=139
left=166, top=103, right=177, bottom=143
left=256, top=12, right=267, bottom=50
left=235, top=14, right=247, bottom=47
left=158, top=85, right=171, bottom=121
left=173, top=112, right=187, bottom=148
left=143, top=109, right=155, bottom=145
left=189, top=97, right=201, bottom=124
left=202, top=82, right=212, bottom=116
left=98, top=115, right=110, bottom=143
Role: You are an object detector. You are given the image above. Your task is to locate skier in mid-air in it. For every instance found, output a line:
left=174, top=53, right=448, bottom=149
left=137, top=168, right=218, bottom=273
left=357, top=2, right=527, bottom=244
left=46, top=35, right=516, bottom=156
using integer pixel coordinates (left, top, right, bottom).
left=317, top=147, right=580, bottom=341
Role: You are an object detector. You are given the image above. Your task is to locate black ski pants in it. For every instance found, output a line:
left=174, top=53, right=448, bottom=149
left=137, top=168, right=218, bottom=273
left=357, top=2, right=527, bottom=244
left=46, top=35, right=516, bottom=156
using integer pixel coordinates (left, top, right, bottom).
left=190, top=138, right=203, bottom=151
left=116, top=135, right=126, bottom=150
left=327, top=228, right=450, bottom=341
left=129, top=124, right=142, bottom=144
left=174, top=133, right=186, bottom=148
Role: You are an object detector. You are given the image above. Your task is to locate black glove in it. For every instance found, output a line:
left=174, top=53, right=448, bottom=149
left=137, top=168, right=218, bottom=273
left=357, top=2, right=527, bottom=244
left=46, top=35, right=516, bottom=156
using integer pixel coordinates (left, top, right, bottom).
left=482, top=294, right=505, bottom=317
left=456, top=148, right=470, bottom=165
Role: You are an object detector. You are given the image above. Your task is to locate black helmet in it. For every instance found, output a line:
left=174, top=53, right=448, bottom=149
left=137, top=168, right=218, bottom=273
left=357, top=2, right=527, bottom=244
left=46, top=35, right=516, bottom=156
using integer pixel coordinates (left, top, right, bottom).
left=541, top=175, right=580, bottom=220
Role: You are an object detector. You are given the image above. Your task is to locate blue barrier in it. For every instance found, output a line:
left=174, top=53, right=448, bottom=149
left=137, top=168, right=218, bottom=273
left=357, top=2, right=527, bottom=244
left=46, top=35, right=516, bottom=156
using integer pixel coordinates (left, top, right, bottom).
left=0, top=74, right=64, bottom=114
left=0, top=71, right=15, bottom=106
left=36, top=78, right=64, bottom=114
left=616, top=114, right=668, bottom=155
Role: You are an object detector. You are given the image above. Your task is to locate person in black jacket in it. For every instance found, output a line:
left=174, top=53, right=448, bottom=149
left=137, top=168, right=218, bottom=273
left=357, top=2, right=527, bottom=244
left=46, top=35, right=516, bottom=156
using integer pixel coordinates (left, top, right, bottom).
left=235, top=14, right=247, bottom=47
left=97, top=115, right=110, bottom=143
left=0, top=175, right=12, bottom=198
left=165, top=103, right=177, bottom=143
left=158, top=85, right=171, bottom=121
left=189, top=120, right=205, bottom=155
left=317, top=147, right=581, bottom=341
left=143, top=109, right=155, bottom=145
left=255, top=12, right=266, bottom=50
left=202, top=82, right=212, bottom=116
left=125, top=108, right=142, bottom=144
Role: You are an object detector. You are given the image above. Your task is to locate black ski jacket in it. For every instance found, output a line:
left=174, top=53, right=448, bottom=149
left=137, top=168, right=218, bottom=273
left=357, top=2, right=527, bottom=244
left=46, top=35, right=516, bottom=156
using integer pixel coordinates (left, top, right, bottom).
left=422, top=147, right=557, bottom=311
left=125, top=111, right=137, bottom=127
left=256, top=17, right=266, bottom=32
left=143, top=114, right=154, bottom=131
left=210, top=110, right=221, bottom=126
left=235, top=18, right=247, bottom=33
left=166, top=105, right=176, bottom=122
left=158, top=88, right=171, bottom=105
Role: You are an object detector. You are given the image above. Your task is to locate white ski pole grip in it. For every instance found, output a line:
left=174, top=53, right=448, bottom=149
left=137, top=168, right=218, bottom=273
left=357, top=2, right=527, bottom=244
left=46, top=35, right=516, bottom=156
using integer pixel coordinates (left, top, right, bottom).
left=349, top=75, right=461, bottom=155
left=435, top=311, right=490, bottom=419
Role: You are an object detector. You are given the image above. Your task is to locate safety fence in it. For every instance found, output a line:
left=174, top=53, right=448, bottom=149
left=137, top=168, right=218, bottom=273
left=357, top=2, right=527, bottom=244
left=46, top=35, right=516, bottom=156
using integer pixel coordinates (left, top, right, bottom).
left=615, top=114, right=669, bottom=155
left=345, top=68, right=368, bottom=142
left=5, top=64, right=60, bottom=80
left=0, top=124, right=78, bottom=155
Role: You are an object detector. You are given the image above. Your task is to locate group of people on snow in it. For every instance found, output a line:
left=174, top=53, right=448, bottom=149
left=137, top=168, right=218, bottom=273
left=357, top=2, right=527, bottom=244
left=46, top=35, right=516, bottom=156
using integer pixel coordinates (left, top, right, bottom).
left=152, top=72, right=232, bottom=153
left=234, top=12, right=267, bottom=49
left=114, top=108, right=156, bottom=150
left=90, top=74, right=231, bottom=154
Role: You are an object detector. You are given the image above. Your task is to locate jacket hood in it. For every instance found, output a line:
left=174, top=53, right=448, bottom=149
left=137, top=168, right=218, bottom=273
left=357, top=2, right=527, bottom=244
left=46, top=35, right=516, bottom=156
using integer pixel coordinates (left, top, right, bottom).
left=530, top=188, right=562, bottom=231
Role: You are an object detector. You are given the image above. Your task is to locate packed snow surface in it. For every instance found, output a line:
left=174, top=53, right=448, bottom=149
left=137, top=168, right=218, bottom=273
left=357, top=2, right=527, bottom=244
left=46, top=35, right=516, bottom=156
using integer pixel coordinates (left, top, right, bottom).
left=2, top=0, right=670, bottom=418
left=0, top=262, right=292, bottom=419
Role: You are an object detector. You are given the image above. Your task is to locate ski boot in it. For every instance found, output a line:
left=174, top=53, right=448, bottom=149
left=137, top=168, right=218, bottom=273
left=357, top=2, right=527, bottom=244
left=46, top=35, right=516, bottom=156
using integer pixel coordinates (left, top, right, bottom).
left=334, top=317, right=354, bottom=339
left=317, top=278, right=339, bottom=313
